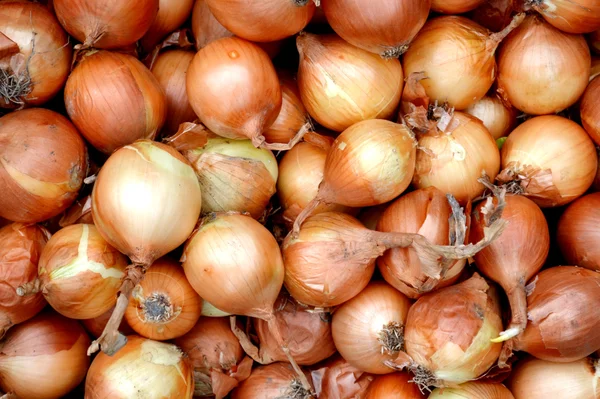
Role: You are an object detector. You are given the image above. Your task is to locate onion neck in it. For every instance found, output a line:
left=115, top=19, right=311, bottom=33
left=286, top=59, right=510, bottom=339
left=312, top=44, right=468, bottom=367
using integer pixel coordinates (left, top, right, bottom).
left=492, top=278, right=528, bottom=343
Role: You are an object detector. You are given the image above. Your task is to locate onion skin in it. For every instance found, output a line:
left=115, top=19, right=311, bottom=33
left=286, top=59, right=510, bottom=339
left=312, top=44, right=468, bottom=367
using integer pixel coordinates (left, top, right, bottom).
left=365, top=372, right=426, bottom=398
left=140, top=0, right=194, bottom=52
left=0, top=108, right=87, bottom=223
left=0, top=1, right=71, bottom=108
left=497, top=15, right=591, bottom=115
left=191, top=0, right=233, bottom=49
left=465, top=95, right=518, bottom=140
left=263, top=75, right=310, bottom=145
left=65, top=51, right=167, bottom=154
left=85, top=335, right=194, bottom=399
left=296, top=33, right=404, bottom=132
left=310, top=355, right=374, bottom=398
left=581, top=76, right=600, bottom=145
left=429, top=381, right=514, bottom=398
left=321, top=0, right=430, bottom=57
left=557, top=193, right=600, bottom=272
left=529, top=0, right=600, bottom=34
left=0, top=312, right=90, bottom=399
left=53, top=0, right=159, bottom=49
left=0, top=223, right=49, bottom=337
left=432, top=0, right=485, bottom=14
left=231, top=362, right=312, bottom=399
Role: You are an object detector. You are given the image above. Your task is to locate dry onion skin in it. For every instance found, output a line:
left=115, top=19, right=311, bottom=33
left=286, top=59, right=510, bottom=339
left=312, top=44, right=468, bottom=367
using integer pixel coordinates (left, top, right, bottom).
left=429, top=381, right=514, bottom=398
left=431, top=0, right=485, bottom=14
left=0, top=108, right=87, bottom=223
left=296, top=33, right=404, bottom=132
left=526, top=0, right=600, bottom=34
left=65, top=51, right=167, bottom=154
left=581, top=75, right=600, bottom=146
left=85, top=335, right=194, bottom=399
left=140, top=0, right=195, bottom=52
left=464, top=95, right=518, bottom=140
left=231, top=362, right=313, bottom=399
left=496, top=15, right=591, bottom=115
left=310, top=355, right=374, bottom=399
left=0, top=1, right=71, bottom=108
left=191, top=0, right=233, bottom=49
left=365, top=372, right=425, bottom=398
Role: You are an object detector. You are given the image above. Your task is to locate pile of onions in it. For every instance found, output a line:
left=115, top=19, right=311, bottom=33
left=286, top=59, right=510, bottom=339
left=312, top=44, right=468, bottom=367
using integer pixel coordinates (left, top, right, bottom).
left=53, top=0, right=159, bottom=49
left=231, top=362, right=313, bottom=399
left=89, top=140, right=201, bottom=355
left=365, top=372, right=425, bottom=398
left=526, top=0, right=600, bottom=34
left=0, top=1, right=71, bottom=108
left=432, top=0, right=484, bottom=14
left=465, top=95, right=518, bottom=140
left=65, top=51, right=167, bottom=154
left=82, top=306, right=135, bottom=338
left=403, top=15, right=523, bottom=110
left=38, top=224, right=127, bottom=320
left=332, top=282, right=412, bottom=374
left=581, top=76, right=600, bottom=145
left=296, top=33, right=403, bottom=132
left=85, top=335, right=194, bottom=398
left=508, top=356, right=600, bottom=399
left=205, top=0, right=315, bottom=42
left=0, top=312, right=90, bottom=399
left=321, top=0, right=430, bottom=57
left=140, top=0, right=195, bottom=51
left=175, top=317, right=252, bottom=398
left=497, top=15, right=591, bottom=115
left=0, top=108, right=87, bottom=223
left=191, top=0, right=233, bottom=49
left=497, top=115, right=597, bottom=208
left=429, top=382, right=514, bottom=398
left=0, top=223, right=49, bottom=337
left=310, top=355, right=374, bottom=398
left=557, top=193, right=600, bottom=271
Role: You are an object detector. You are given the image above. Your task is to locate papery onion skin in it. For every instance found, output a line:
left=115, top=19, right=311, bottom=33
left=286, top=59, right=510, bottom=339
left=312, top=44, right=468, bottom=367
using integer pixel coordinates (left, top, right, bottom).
left=296, top=34, right=404, bottom=132
left=0, top=312, right=90, bottom=399
left=38, top=224, right=127, bottom=320
left=497, top=15, right=591, bottom=115
left=85, top=335, right=194, bottom=399
left=432, top=0, right=485, bottom=14
left=365, top=372, right=426, bottom=398
left=557, top=193, right=600, bottom=272
left=0, top=1, right=72, bottom=108
left=429, top=381, right=514, bottom=398
left=0, top=108, right=87, bottom=223
left=65, top=51, right=167, bottom=154
left=191, top=0, right=233, bottom=49
left=140, top=0, right=195, bottom=52
left=310, top=354, right=374, bottom=399
left=321, top=0, right=430, bottom=57
left=581, top=76, right=600, bottom=146
left=53, top=0, right=159, bottom=49
left=231, top=362, right=312, bottom=399
left=465, top=95, right=518, bottom=140
left=82, top=306, right=135, bottom=338
left=263, top=74, right=310, bottom=144
left=529, top=0, right=600, bottom=34
left=332, top=282, right=412, bottom=374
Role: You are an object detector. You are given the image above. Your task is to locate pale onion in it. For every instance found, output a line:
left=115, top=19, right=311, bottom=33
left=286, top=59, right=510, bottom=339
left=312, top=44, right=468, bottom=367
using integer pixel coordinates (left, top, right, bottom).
left=465, top=95, right=518, bottom=140
left=310, top=355, right=374, bottom=399
left=0, top=312, right=90, bottom=399
left=231, top=362, right=313, bottom=399
left=0, top=108, right=87, bottom=223
left=85, top=335, right=194, bottom=399
left=0, top=1, right=71, bottom=108
left=296, top=33, right=404, bottom=132
left=497, top=15, right=591, bottom=115
left=365, top=372, right=426, bottom=398
left=191, top=0, right=233, bottom=49
left=140, top=0, right=195, bottom=52
left=581, top=76, right=600, bottom=145
left=429, top=382, right=514, bottom=398
left=65, top=51, right=167, bottom=154
left=432, top=0, right=485, bottom=14
left=526, top=0, right=600, bottom=34
left=498, top=115, right=597, bottom=207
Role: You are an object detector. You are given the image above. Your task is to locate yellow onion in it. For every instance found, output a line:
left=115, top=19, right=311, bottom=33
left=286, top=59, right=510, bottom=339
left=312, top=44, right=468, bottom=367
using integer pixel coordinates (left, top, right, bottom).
left=429, top=382, right=514, bottom=398
left=191, top=0, right=233, bottom=49
left=231, top=362, right=313, bottom=399
left=140, top=0, right=195, bottom=52
left=527, top=0, right=600, bottom=34
left=296, top=33, right=404, bottom=132
left=310, top=355, right=374, bottom=399
left=498, top=115, right=597, bottom=207
left=65, top=51, right=167, bottom=154
left=85, top=335, right=194, bottom=399
left=365, top=372, right=426, bottom=398
left=432, top=0, right=485, bottom=13
left=581, top=76, right=600, bottom=145
left=465, top=95, right=518, bottom=140
left=0, top=1, right=72, bottom=108
left=497, top=15, right=591, bottom=115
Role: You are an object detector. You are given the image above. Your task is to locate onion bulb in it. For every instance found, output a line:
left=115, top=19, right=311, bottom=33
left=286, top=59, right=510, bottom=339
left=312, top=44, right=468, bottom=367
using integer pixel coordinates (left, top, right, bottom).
left=0, top=312, right=90, bottom=399
left=65, top=51, right=167, bottom=154
left=557, top=193, right=600, bottom=272
left=497, top=115, right=597, bottom=207
left=0, top=223, right=49, bottom=338
left=191, top=0, right=233, bottom=49
left=125, top=258, right=202, bottom=341
left=465, top=95, right=518, bottom=140
left=581, top=76, right=600, bottom=145
left=82, top=306, right=135, bottom=338
left=85, top=335, right=194, bottom=399
left=321, top=0, right=430, bottom=57
left=429, top=382, right=514, bottom=398
left=0, top=1, right=71, bottom=108
left=53, top=0, right=159, bottom=49
left=0, top=108, right=87, bottom=223
left=365, top=372, right=426, bottom=398
left=497, top=15, right=591, bottom=115
left=231, top=362, right=313, bottom=399
left=296, top=33, right=404, bottom=132
left=140, top=0, right=195, bottom=52
left=526, top=0, right=600, bottom=34
left=310, top=355, right=374, bottom=399
left=432, top=0, right=485, bottom=14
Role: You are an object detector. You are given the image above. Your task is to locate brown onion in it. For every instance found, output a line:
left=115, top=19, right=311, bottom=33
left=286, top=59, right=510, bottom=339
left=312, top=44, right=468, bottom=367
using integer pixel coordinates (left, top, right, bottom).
left=296, top=33, right=404, bottom=132
left=465, top=95, right=518, bottom=140
left=82, top=306, right=135, bottom=338
left=140, top=0, right=195, bottom=52
left=0, top=1, right=71, bottom=108
left=0, top=108, right=87, bottom=223
left=497, top=15, right=591, bottom=115
left=432, top=0, right=485, bottom=14
left=191, top=0, right=233, bottom=49
left=65, top=51, right=167, bottom=154
left=231, top=362, right=313, bottom=399
left=526, top=0, right=600, bottom=34
left=581, top=76, right=600, bottom=145
left=310, top=355, right=374, bottom=399
left=365, top=372, right=425, bottom=398
left=429, top=382, right=514, bottom=398
left=0, top=312, right=90, bottom=399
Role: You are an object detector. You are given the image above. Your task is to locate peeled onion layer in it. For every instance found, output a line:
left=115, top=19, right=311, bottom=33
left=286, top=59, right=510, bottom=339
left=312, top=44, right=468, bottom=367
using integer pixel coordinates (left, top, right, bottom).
left=527, top=0, right=600, bottom=34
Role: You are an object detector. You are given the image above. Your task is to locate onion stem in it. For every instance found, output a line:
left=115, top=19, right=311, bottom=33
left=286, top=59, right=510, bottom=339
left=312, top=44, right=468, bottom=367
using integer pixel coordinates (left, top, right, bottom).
left=488, top=13, right=526, bottom=48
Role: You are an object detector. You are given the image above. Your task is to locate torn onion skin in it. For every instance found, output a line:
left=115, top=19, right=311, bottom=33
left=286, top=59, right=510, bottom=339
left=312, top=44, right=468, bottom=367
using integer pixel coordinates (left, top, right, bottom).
left=429, top=381, right=514, bottom=399
left=526, top=0, right=600, bottom=34
left=230, top=362, right=313, bottom=399
left=580, top=75, right=600, bottom=146
left=310, top=354, right=374, bottom=399
left=432, top=0, right=485, bottom=14
left=365, top=372, right=425, bottom=398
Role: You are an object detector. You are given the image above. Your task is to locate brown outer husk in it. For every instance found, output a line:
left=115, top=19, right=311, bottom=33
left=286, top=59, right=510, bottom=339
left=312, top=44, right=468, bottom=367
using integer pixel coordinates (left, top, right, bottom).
left=310, top=355, right=374, bottom=399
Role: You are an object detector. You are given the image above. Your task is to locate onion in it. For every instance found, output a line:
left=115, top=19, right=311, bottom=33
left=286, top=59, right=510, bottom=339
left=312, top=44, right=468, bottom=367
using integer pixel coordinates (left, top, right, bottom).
left=581, top=76, right=600, bottom=145
left=89, top=140, right=201, bottom=355
left=205, top=0, right=315, bottom=42
left=191, top=0, right=233, bottom=49
left=0, top=223, right=49, bottom=337
left=85, top=335, right=194, bottom=398
left=53, top=0, right=159, bottom=49
left=140, top=0, right=195, bottom=52
left=429, top=382, right=514, bottom=398
left=557, top=193, right=600, bottom=272
left=321, top=0, right=430, bottom=57
left=403, top=15, right=524, bottom=110
left=201, top=301, right=232, bottom=317
left=497, top=15, right=591, bottom=115
left=65, top=51, right=167, bottom=154
left=175, top=317, right=252, bottom=398
left=470, top=0, right=520, bottom=32
left=310, top=355, right=374, bottom=399
left=365, top=372, right=425, bottom=398
left=296, top=33, right=404, bottom=132
left=432, top=0, right=485, bottom=13
left=59, top=195, right=93, bottom=227
left=465, top=95, right=518, bottom=140
left=497, top=115, right=597, bottom=207
left=0, top=312, right=90, bottom=399
left=231, top=362, right=313, bottom=399
left=332, top=282, right=412, bottom=374
left=0, top=108, right=87, bottom=223
left=526, top=0, right=600, bottom=34
left=508, top=356, right=600, bottom=399
left=82, top=306, right=135, bottom=338
left=0, top=1, right=71, bottom=108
